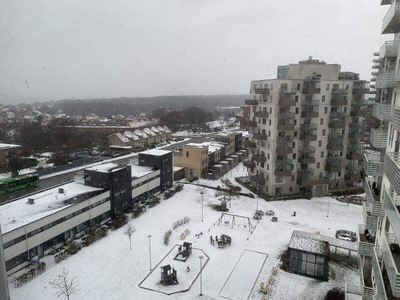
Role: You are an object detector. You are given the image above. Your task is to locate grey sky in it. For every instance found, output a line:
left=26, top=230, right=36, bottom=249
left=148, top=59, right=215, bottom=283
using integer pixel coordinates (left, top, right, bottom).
left=0, top=0, right=390, bottom=104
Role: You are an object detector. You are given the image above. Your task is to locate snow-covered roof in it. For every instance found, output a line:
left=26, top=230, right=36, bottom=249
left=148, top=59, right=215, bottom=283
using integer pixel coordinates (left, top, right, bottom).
left=186, top=143, right=208, bottom=149
left=0, top=143, right=21, bottom=150
left=288, top=231, right=329, bottom=255
left=140, top=149, right=171, bottom=156
left=173, top=166, right=184, bottom=172
left=115, top=133, right=130, bottom=143
left=124, top=131, right=140, bottom=141
left=151, top=126, right=160, bottom=134
left=131, top=166, right=155, bottom=179
left=144, top=128, right=156, bottom=136
left=0, top=182, right=105, bottom=234
left=162, top=125, right=172, bottom=133
left=85, top=162, right=124, bottom=173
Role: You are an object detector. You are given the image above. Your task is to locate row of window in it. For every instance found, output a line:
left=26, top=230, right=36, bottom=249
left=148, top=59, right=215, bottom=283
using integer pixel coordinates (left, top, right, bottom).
left=132, top=174, right=161, bottom=189
left=3, top=197, right=110, bottom=249
left=254, top=83, right=350, bottom=92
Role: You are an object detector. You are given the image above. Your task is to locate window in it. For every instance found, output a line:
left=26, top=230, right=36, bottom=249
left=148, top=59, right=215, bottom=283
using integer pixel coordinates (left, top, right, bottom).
left=262, top=119, right=266, bottom=125
left=322, top=95, right=325, bottom=102
left=320, top=118, right=323, bottom=125
left=317, top=162, right=320, bottom=169
left=294, top=119, right=297, bottom=126
left=291, top=175, right=295, bottom=181
left=269, top=119, right=271, bottom=126
left=295, top=107, right=299, bottom=114
left=271, top=83, right=273, bottom=91
left=338, top=172, right=341, bottom=177
left=292, top=153, right=296, bottom=159
left=326, top=84, right=330, bottom=91
left=318, top=140, right=322, bottom=147
left=324, top=107, right=328, bottom=114
left=322, top=129, right=326, bottom=136
left=270, top=107, right=272, bottom=114
left=320, top=151, right=324, bottom=158
left=268, top=130, right=271, bottom=137
left=186, top=151, right=189, bottom=157
left=295, top=95, right=299, bottom=102
left=294, top=131, right=298, bottom=137
left=267, top=164, right=269, bottom=170
left=297, top=83, right=301, bottom=91
left=267, top=153, right=270, bottom=159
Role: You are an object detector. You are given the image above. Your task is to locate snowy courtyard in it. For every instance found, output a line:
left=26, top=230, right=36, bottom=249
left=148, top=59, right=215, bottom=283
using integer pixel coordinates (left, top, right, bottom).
left=9, top=163, right=363, bottom=300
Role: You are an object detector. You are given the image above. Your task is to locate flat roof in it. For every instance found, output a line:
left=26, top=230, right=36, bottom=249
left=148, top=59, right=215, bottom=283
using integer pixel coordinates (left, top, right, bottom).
left=0, top=143, right=21, bottom=150
left=0, top=182, right=104, bottom=234
left=131, top=165, right=155, bottom=179
left=85, top=162, right=124, bottom=173
left=173, top=166, right=184, bottom=172
left=140, top=149, right=171, bottom=156
left=288, top=231, right=329, bottom=255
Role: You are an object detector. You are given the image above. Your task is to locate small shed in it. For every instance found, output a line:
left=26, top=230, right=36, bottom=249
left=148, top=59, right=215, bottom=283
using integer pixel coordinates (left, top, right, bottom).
left=287, top=231, right=329, bottom=280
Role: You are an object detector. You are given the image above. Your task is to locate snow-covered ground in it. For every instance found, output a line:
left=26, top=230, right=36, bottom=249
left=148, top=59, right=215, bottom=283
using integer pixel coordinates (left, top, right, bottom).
left=9, top=163, right=363, bottom=300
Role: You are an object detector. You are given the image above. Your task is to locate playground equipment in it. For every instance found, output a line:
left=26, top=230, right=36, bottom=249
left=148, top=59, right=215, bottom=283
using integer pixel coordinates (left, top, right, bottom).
left=217, top=213, right=253, bottom=232
left=174, top=242, right=192, bottom=262
left=217, top=234, right=232, bottom=248
left=265, top=210, right=275, bottom=216
left=160, top=265, right=178, bottom=285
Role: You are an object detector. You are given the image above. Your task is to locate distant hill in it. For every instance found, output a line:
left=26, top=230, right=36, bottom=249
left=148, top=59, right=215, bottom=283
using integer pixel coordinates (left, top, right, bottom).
left=35, top=95, right=247, bottom=117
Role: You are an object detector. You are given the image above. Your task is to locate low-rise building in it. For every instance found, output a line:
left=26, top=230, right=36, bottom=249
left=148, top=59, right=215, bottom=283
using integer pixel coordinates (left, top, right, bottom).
left=0, top=143, right=21, bottom=170
left=173, top=143, right=209, bottom=178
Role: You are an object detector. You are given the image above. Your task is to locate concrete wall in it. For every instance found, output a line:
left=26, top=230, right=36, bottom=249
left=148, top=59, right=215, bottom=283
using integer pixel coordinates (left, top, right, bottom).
left=0, top=225, right=10, bottom=300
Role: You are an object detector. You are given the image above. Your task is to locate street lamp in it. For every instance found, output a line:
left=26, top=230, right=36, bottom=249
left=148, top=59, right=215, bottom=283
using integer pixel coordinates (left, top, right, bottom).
left=147, top=235, right=152, bottom=271
left=199, top=255, right=204, bottom=296
left=327, top=193, right=331, bottom=217
left=200, top=189, right=204, bottom=222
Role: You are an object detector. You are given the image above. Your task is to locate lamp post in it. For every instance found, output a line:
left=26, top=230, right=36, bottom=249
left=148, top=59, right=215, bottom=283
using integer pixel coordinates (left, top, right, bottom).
left=199, top=255, right=204, bottom=296
left=201, top=190, right=204, bottom=222
left=327, top=193, right=331, bottom=217
left=147, top=235, right=152, bottom=271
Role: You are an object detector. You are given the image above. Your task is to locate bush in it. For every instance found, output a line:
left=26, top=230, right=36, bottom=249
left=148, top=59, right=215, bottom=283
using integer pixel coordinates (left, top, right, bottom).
left=324, top=288, right=344, bottom=300
left=175, top=185, right=183, bottom=192
left=164, top=190, right=176, bottom=200
left=66, top=241, right=81, bottom=255
left=172, top=216, right=190, bottom=230
left=13, top=262, right=46, bottom=288
left=112, top=214, right=128, bottom=230
left=164, top=230, right=172, bottom=245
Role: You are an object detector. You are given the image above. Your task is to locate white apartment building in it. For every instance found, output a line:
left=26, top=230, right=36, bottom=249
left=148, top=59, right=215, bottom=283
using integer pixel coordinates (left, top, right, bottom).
left=243, top=57, right=368, bottom=196
left=351, top=1, right=400, bottom=299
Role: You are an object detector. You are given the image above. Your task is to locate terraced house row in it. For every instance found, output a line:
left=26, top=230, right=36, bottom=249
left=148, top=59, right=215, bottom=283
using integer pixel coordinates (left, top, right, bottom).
left=243, top=57, right=368, bottom=197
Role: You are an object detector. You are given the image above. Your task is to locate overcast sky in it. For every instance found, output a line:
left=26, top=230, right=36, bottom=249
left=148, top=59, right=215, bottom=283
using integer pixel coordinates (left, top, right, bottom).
left=0, top=0, right=391, bottom=104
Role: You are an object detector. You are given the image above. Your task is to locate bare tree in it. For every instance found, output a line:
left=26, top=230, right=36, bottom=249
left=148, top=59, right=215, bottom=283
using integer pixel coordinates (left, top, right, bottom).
left=123, top=224, right=136, bottom=250
left=49, top=268, right=79, bottom=300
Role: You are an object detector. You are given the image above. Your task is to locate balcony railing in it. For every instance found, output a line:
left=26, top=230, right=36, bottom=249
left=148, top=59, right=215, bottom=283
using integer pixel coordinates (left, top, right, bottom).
left=301, top=99, right=319, bottom=106
left=376, top=70, right=400, bottom=88
left=364, top=179, right=380, bottom=204
left=344, top=283, right=375, bottom=300
left=358, top=224, right=375, bottom=257
left=243, top=160, right=255, bottom=169
left=245, top=99, right=258, bottom=106
left=332, top=88, right=349, bottom=95
left=275, top=158, right=293, bottom=177
left=299, top=144, right=316, bottom=154
left=254, top=111, right=269, bottom=118
left=363, top=152, right=384, bottom=177
left=380, top=40, right=399, bottom=58
left=325, top=157, right=342, bottom=173
left=250, top=174, right=266, bottom=186
left=384, top=152, right=400, bottom=195
left=301, top=108, right=319, bottom=118
left=350, top=108, right=365, bottom=117
left=243, top=140, right=256, bottom=148
left=331, top=97, right=348, bottom=106
left=299, top=133, right=317, bottom=142
left=276, top=141, right=293, bottom=155
left=383, top=189, right=400, bottom=242
left=298, top=154, right=315, bottom=164
left=254, top=88, right=270, bottom=95
left=372, top=103, right=394, bottom=121
left=253, top=154, right=267, bottom=163
left=382, top=0, right=400, bottom=34
left=372, top=247, right=388, bottom=300
left=394, top=108, right=400, bottom=132
left=253, top=133, right=268, bottom=140
left=362, top=202, right=378, bottom=232
left=380, top=232, right=400, bottom=297
left=245, top=120, right=257, bottom=128
left=277, top=123, right=295, bottom=131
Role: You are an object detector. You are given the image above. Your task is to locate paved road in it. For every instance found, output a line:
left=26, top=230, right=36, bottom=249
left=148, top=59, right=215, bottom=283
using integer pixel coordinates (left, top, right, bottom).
left=0, top=136, right=211, bottom=203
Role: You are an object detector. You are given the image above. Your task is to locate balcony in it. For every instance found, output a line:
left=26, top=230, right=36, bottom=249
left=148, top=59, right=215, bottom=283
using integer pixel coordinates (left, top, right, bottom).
left=362, top=202, right=378, bottom=233
left=332, top=88, right=349, bottom=95
left=380, top=232, right=400, bottom=298
left=254, top=88, right=270, bottom=95
left=348, top=124, right=367, bottom=139
left=245, top=120, right=257, bottom=128
left=243, top=160, right=255, bottom=169
left=376, top=70, right=400, bottom=88
left=301, top=99, right=319, bottom=107
left=363, top=151, right=384, bottom=177
left=325, top=157, right=342, bottom=173
left=382, top=0, right=400, bottom=34
left=245, top=99, right=258, bottom=106
left=298, top=154, right=315, bottom=164
left=383, top=189, right=400, bottom=242
left=327, top=134, right=345, bottom=151
left=301, top=110, right=319, bottom=118
left=275, top=158, right=292, bottom=176
left=352, top=81, right=370, bottom=95
left=329, top=121, right=346, bottom=129
left=299, top=144, right=316, bottom=154
left=253, top=154, right=267, bottom=163
left=344, top=283, right=375, bottom=300
left=384, top=152, right=400, bottom=195
left=371, top=128, right=388, bottom=149
left=276, top=141, right=293, bottom=155
left=277, top=123, right=295, bottom=131
left=303, top=81, right=321, bottom=94
left=350, top=107, right=365, bottom=117
left=394, top=108, right=400, bottom=132
left=372, top=247, right=388, bottom=300
left=380, top=40, right=399, bottom=58
left=345, top=170, right=362, bottom=182
left=250, top=174, right=266, bottom=186
left=243, top=140, right=256, bottom=148
left=254, top=111, right=269, bottom=118
left=372, top=103, right=394, bottom=121
left=346, top=151, right=363, bottom=161
left=253, top=133, right=268, bottom=140
left=299, top=133, right=317, bottom=142
left=364, top=179, right=380, bottom=204
left=279, top=90, right=297, bottom=107
left=331, top=97, right=348, bottom=106
left=358, top=224, right=375, bottom=257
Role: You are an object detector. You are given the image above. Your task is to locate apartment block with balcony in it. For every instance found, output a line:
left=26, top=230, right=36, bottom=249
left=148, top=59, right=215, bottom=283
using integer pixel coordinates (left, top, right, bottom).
left=352, top=1, right=400, bottom=299
left=244, top=57, right=367, bottom=196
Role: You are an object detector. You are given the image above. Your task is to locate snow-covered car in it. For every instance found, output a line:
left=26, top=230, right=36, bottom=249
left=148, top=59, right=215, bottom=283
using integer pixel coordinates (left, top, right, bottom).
left=265, top=210, right=275, bottom=216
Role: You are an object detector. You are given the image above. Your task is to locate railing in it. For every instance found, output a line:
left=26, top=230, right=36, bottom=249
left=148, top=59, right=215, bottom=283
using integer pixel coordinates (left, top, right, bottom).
left=253, top=133, right=268, bottom=140
left=364, top=179, right=379, bottom=204
left=243, top=140, right=256, bottom=148
left=245, top=120, right=257, bottom=128
left=382, top=0, right=400, bottom=34
left=299, top=144, right=316, bottom=153
left=370, top=128, right=388, bottom=149
left=330, top=111, right=347, bottom=119
left=372, top=247, right=388, bottom=300
left=301, top=99, right=319, bottom=106
left=380, top=232, right=400, bottom=297
left=384, top=152, right=400, bottom=195
left=254, top=88, right=270, bottom=95
left=394, top=108, right=400, bottom=132
left=245, top=99, right=258, bottom=106
left=332, top=88, right=349, bottom=94
left=380, top=40, right=399, bottom=58
left=344, top=283, right=376, bottom=300
left=254, top=111, right=269, bottom=118
left=358, top=224, right=375, bottom=257
left=363, top=152, right=384, bottom=177
left=253, top=154, right=267, bottom=163
left=363, top=202, right=378, bottom=232
left=372, top=103, right=394, bottom=121
left=376, top=70, right=400, bottom=88
left=243, top=160, right=255, bottom=169
left=383, top=189, right=400, bottom=243
left=278, top=112, right=295, bottom=119
left=279, top=87, right=297, bottom=94
left=300, top=123, right=318, bottom=130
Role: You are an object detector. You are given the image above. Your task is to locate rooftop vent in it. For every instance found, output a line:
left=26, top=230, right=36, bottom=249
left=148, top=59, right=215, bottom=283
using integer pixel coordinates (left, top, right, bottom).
left=28, top=198, right=35, bottom=204
left=58, top=188, right=64, bottom=194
